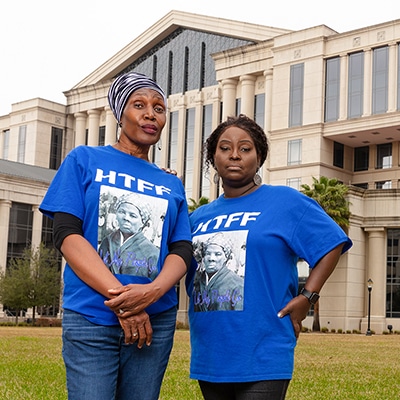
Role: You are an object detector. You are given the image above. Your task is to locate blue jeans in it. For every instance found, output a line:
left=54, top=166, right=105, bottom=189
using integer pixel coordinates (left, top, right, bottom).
left=62, top=307, right=177, bottom=400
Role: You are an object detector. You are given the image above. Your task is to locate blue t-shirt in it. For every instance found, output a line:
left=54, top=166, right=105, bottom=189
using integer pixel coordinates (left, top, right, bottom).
left=186, top=184, right=352, bottom=382
left=40, top=145, right=191, bottom=325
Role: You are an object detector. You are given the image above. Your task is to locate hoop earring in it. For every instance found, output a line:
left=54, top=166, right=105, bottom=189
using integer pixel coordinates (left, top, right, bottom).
left=157, top=138, right=162, bottom=151
left=213, top=172, right=220, bottom=185
left=253, top=171, right=262, bottom=186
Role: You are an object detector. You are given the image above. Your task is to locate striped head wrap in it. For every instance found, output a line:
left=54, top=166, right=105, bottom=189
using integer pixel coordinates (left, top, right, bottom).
left=107, top=72, right=167, bottom=123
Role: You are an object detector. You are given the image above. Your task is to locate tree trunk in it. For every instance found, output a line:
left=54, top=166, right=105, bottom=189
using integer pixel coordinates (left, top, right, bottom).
left=312, top=300, right=320, bottom=332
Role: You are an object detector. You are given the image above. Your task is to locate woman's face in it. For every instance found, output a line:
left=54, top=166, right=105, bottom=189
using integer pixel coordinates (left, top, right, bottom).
left=204, top=244, right=227, bottom=274
left=213, top=126, right=259, bottom=188
left=120, top=88, right=166, bottom=148
left=116, top=203, right=143, bottom=235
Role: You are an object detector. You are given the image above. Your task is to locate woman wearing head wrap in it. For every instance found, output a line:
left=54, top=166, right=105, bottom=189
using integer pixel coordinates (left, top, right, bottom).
left=40, top=72, right=192, bottom=400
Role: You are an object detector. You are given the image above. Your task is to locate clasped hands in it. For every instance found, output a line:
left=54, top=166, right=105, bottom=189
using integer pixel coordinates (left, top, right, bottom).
left=105, top=284, right=158, bottom=348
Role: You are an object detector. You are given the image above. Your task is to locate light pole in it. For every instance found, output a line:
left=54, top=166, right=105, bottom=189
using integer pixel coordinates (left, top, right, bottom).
left=366, top=278, right=373, bottom=336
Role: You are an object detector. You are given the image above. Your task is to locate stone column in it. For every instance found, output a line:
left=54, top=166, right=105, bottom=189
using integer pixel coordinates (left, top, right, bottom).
left=191, top=92, right=204, bottom=200
left=31, top=205, right=43, bottom=250
left=87, top=110, right=101, bottom=147
left=221, top=78, right=238, bottom=120
left=339, top=54, right=348, bottom=120
left=239, top=75, right=257, bottom=119
left=263, top=69, right=273, bottom=133
left=0, top=200, right=11, bottom=274
left=361, top=227, right=386, bottom=333
left=388, top=42, right=398, bottom=113
left=362, top=49, right=372, bottom=117
left=74, top=112, right=87, bottom=147
left=105, top=106, right=117, bottom=145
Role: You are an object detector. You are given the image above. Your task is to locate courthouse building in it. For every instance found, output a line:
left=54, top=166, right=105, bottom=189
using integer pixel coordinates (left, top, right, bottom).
left=1, top=10, right=400, bottom=333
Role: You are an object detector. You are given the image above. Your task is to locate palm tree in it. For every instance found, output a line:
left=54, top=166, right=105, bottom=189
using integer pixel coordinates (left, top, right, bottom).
left=188, top=196, right=209, bottom=212
left=301, top=176, right=350, bottom=230
left=300, top=176, right=351, bottom=331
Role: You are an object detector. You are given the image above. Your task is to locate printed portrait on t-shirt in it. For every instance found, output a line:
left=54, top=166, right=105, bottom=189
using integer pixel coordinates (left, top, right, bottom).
left=192, top=230, right=247, bottom=312
left=97, top=185, right=168, bottom=279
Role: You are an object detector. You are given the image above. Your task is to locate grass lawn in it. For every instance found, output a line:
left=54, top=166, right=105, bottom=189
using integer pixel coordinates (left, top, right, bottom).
left=0, top=327, right=399, bottom=399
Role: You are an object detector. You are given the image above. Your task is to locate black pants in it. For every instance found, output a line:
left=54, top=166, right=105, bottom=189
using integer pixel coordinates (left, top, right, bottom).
left=198, top=379, right=290, bottom=400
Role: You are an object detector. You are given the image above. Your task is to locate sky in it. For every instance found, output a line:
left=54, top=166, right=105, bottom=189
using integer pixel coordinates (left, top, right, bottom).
left=0, top=0, right=398, bottom=115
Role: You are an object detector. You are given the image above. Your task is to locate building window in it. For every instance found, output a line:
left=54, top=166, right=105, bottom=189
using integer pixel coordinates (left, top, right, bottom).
left=387, top=229, right=400, bottom=318
left=376, top=143, right=392, bottom=169
left=98, top=126, right=105, bottom=146
left=152, top=55, right=158, bottom=81
left=254, top=93, right=265, bottom=129
left=168, top=111, right=179, bottom=171
left=7, top=202, right=33, bottom=265
left=49, top=127, right=63, bottom=170
left=236, top=98, right=241, bottom=115
left=183, top=47, right=189, bottom=93
left=287, top=139, right=302, bottom=166
left=376, top=180, right=392, bottom=189
left=3, top=129, right=10, bottom=159
left=333, top=141, right=344, bottom=168
left=325, top=57, right=340, bottom=122
left=200, top=104, right=213, bottom=198
left=398, top=44, right=400, bottom=110
left=184, top=108, right=195, bottom=197
left=353, top=182, right=368, bottom=189
left=354, top=146, right=369, bottom=171
left=18, top=125, right=27, bottom=163
left=167, top=51, right=173, bottom=96
left=289, top=63, right=304, bottom=127
left=199, top=42, right=206, bottom=89
left=287, top=177, right=301, bottom=190
left=348, top=52, right=364, bottom=119
left=372, top=46, right=388, bottom=115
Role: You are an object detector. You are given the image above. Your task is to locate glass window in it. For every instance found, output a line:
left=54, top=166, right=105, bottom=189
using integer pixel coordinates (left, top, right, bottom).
left=49, top=127, right=63, bottom=170
left=376, top=143, right=392, bottom=169
left=98, top=126, right=105, bottom=146
left=236, top=98, right=241, bottom=115
left=254, top=93, right=265, bottom=129
left=184, top=108, right=195, bottom=197
left=376, top=180, right=392, bottom=189
left=387, top=229, right=400, bottom=318
left=289, top=63, right=304, bottom=127
left=183, top=47, right=189, bottom=93
left=333, top=141, right=344, bottom=168
left=200, top=104, right=213, bottom=198
left=18, top=125, right=27, bottom=163
left=353, top=182, right=368, bottom=189
left=168, top=111, right=179, bottom=171
left=287, top=177, right=301, bottom=190
left=398, top=44, right=400, bottom=110
left=2, top=129, right=10, bottom=159
left=325, top=57, right=340, bottom=122
left=348, top=52, right=364, bottom=119
left=287, top=139, right=302, bottom=166
left=354, top=146, right=369, bottom=171
left=372, top=46, right=388, bottom=115
left=7, top=202, right=33, bottom=265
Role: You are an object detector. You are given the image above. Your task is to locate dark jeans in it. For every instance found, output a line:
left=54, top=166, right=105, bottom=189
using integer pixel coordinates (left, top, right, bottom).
left=199, top=379, right=290, bottom=400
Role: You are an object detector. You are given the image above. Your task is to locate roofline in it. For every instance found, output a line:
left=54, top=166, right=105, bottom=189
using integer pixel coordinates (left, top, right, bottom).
left=66, top=10, right=291, bottom=91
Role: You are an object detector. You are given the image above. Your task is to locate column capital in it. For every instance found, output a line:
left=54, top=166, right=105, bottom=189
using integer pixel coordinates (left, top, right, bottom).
left=87, top=109, right=101, bottom=116
left=239, top=74, right=257, bottom=83
left=74, top=112, right=87, bottom=119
